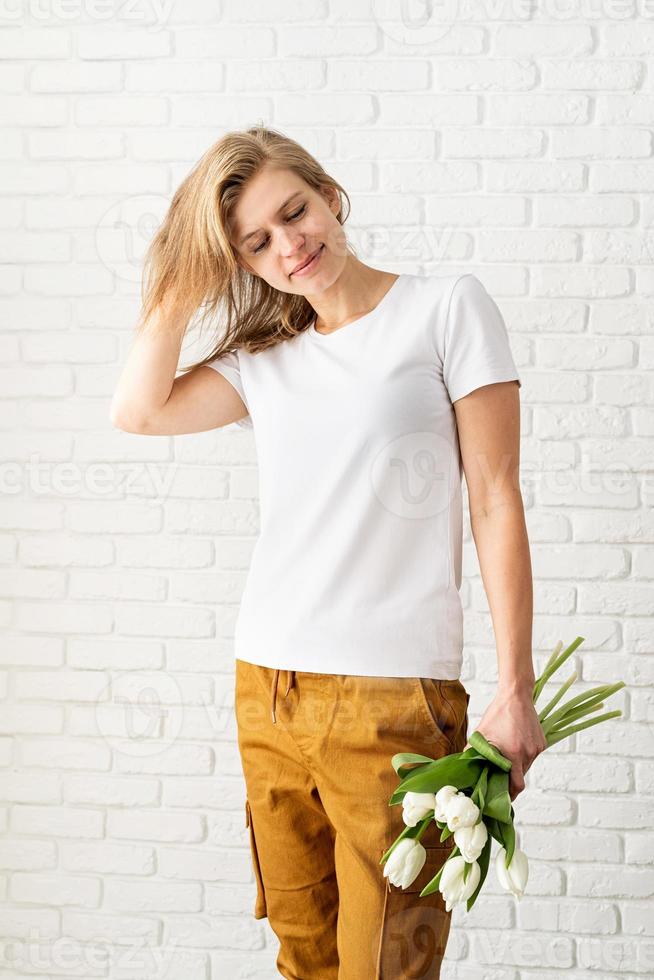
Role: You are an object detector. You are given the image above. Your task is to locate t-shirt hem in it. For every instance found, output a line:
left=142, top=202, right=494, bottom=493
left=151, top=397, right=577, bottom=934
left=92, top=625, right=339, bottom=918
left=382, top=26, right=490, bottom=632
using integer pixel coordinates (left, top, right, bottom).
left=232, top=645, right=462, bottom=680
left=448, top=371, right=521, bottom=405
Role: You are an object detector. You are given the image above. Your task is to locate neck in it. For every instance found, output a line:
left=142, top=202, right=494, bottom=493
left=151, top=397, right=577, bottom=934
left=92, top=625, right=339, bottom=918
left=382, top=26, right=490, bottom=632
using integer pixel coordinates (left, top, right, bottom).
left=310, top=261, right=399, bottom=335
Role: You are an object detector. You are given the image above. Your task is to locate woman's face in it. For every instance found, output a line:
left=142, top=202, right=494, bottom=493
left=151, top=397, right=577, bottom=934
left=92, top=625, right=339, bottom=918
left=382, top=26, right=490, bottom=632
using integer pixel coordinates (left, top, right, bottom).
left=230, top=165, right=346, bottom=297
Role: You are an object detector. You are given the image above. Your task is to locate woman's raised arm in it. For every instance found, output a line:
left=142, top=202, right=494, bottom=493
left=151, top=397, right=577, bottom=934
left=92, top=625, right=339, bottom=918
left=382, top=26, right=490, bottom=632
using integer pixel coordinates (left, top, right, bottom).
left=109, top=299, right=249, bottom=436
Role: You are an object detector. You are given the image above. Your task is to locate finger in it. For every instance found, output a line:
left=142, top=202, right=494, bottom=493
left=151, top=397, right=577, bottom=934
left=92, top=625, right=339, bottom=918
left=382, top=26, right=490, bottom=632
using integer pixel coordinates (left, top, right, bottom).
left=510, top=770, right=525, bottom=801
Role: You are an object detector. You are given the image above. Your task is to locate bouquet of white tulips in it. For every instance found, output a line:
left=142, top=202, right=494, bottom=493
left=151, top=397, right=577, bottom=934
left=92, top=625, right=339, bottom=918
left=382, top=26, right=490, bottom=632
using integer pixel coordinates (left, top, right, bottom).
left=380, top=636, right=624, bottom=912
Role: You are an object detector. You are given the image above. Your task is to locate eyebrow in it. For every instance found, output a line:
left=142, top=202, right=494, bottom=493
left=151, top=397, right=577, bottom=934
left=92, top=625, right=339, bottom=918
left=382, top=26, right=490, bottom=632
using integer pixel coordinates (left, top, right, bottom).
left=237, top=191, right=304, bottom=246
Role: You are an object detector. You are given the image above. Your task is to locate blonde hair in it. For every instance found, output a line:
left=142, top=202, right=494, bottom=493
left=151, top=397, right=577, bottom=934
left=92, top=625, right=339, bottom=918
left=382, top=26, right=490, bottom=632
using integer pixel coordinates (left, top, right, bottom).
left=137, top=124, right=356, bottom=362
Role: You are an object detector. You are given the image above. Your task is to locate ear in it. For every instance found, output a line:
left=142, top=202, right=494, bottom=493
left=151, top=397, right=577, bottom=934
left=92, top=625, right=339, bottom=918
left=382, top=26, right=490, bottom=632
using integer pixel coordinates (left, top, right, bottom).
left=321, top=184, right=340, bottom=216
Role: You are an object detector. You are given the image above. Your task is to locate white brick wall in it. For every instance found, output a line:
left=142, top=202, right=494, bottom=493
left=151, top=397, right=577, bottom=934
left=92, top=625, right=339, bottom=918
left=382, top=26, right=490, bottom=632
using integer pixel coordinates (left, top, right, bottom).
left=2, top=4, right=653, bottom=978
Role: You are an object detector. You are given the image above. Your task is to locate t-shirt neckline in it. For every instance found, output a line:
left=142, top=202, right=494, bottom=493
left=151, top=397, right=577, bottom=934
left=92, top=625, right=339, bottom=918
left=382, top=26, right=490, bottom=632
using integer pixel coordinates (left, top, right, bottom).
left=308, top=273, right=406, bottom=341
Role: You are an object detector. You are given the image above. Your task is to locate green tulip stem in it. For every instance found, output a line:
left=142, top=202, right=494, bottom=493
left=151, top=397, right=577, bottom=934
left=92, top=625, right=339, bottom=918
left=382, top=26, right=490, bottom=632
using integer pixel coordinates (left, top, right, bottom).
left=414, top=814, right=433, bottom=842
left=537, top=671, right=578, bottom=723
left=545, top=709, right=622, bottom=746
left=540, top=639, right=563, bottom=677
left=380, top=811, right=434, bottom=865
left=543, top=701, right=605, bottom=736
left=533, top=636, right=585, bottom=704
left=542, top=682, right=625, bottom=733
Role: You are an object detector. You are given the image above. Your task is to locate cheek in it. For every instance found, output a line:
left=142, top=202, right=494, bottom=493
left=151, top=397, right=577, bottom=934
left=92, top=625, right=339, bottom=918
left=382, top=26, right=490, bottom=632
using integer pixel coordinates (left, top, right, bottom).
left=318, top=219, right=345, bottom=251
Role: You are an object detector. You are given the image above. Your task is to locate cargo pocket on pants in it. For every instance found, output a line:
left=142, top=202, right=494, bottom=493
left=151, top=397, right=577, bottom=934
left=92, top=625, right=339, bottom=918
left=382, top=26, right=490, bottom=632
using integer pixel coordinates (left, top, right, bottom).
left=375, top=840, right=455, bottom=980
left=245, top=799, right=268, bottom=920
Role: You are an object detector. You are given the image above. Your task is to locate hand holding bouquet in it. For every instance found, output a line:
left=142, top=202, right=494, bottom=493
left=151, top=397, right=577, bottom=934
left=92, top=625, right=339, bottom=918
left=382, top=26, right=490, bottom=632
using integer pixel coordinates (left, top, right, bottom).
left=380, top=637, right=624, bottom=912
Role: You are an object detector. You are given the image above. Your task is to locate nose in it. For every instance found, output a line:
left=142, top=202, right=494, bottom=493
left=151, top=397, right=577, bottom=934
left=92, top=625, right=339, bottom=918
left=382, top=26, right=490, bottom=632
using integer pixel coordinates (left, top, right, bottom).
left=276, top=226, right=305, bottom=255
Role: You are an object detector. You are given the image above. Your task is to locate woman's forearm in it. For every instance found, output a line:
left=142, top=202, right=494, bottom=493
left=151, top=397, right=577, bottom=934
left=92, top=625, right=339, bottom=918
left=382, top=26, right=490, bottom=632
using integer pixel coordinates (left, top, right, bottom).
left=469, top=496, right=535, bottom=696
left=109, top=299, right=191, bottom=427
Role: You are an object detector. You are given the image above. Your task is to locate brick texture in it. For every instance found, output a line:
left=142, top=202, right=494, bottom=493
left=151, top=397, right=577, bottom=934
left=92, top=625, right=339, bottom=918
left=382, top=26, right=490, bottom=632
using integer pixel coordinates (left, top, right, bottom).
left=2, top=7, right=653, bottom=979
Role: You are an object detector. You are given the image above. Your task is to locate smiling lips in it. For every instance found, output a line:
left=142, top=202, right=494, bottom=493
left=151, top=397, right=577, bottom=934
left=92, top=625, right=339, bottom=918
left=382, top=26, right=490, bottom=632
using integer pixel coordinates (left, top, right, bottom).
left=291, top=244, right=324, bottom=276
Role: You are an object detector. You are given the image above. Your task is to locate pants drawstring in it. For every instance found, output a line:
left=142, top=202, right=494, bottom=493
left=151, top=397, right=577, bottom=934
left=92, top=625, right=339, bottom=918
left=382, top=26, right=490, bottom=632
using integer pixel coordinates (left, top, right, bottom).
left=270, top=668, right=296, bottom=724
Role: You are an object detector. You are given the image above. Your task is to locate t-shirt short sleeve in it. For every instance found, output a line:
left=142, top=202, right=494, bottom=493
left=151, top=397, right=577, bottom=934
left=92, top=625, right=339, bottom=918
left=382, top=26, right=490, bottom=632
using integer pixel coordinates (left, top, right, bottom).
left=204, top=349, right=253, bottom=429
left=443, top=274, right=521, bottom=404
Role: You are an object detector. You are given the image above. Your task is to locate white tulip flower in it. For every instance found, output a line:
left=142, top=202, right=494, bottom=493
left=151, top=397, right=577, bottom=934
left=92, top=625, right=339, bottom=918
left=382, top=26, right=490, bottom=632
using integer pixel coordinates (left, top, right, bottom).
left=439, top=854, right=481, bottom=912
left=402, top=791, right=437, bottom=827
left=453, top=820, right=488, bottom=863
left=495, top=845, right=529, bottom=898
left=443, top=792, right=480, bottom=832
left=383, top=837, right=427, bottom=889
left=434, top=785, right=458, bottom=823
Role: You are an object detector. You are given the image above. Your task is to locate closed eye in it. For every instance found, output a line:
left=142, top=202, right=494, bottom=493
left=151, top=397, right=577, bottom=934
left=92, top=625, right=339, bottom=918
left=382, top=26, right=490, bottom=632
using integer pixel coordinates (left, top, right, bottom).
left=251, top=205, right=306, bottom=254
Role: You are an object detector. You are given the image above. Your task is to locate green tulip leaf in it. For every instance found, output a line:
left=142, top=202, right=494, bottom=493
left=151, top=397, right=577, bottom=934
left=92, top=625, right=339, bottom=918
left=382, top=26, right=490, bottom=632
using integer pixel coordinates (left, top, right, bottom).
left=482, top=770, right=513, bottom=824
left=472, top=767, right=488, bottom=812
left=391, top=748, right=488, bottom=783
left=466, top=832, right=492, bottom=912
left=439, top=824, right=453, bottom=843
left=484, top=816, right=507, bottom=847
left=488, top=813, right=516, bottom=869
left=502, top=820, right=516, bottom=867
left=459, top=747, right=490, bottom=761
left=391, top=752, right=440, bottom=775
left=468, top=731, right=512, bottom=771
left=418, top=866, right=444, bottom=897
left=389, top=757, right=485, bottom=804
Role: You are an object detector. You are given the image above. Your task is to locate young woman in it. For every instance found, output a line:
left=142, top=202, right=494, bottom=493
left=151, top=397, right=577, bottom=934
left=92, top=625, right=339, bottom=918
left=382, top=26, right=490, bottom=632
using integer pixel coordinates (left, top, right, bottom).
left=110, top=126, right=547, bottom=979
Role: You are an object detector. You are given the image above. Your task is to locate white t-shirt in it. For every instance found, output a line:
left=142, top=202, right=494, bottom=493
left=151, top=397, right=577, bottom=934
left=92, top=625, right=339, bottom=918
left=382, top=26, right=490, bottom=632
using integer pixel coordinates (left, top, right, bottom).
left=206, top=271, right=521, bottom=679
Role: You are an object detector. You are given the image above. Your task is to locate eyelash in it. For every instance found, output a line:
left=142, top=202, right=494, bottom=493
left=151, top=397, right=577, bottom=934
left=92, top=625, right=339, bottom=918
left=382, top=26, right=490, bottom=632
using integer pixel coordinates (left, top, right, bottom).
left=251, top=204, right=306, bottom=254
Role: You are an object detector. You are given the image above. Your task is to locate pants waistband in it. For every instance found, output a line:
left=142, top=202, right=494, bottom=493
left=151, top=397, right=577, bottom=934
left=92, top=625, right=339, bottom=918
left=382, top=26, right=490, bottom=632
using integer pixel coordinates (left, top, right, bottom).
left=270, top=668, right=296, bottom=724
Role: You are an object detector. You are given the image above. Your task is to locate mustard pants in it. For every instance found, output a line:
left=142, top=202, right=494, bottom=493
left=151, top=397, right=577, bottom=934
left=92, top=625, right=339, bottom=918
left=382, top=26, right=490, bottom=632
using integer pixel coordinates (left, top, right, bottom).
left=235, top=659, right=470, bottom=980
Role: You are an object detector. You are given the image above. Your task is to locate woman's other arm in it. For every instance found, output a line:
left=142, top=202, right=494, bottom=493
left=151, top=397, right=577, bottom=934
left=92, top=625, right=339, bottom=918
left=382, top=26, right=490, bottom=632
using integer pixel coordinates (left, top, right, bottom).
left=454, top=379, right=546, bottom=801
